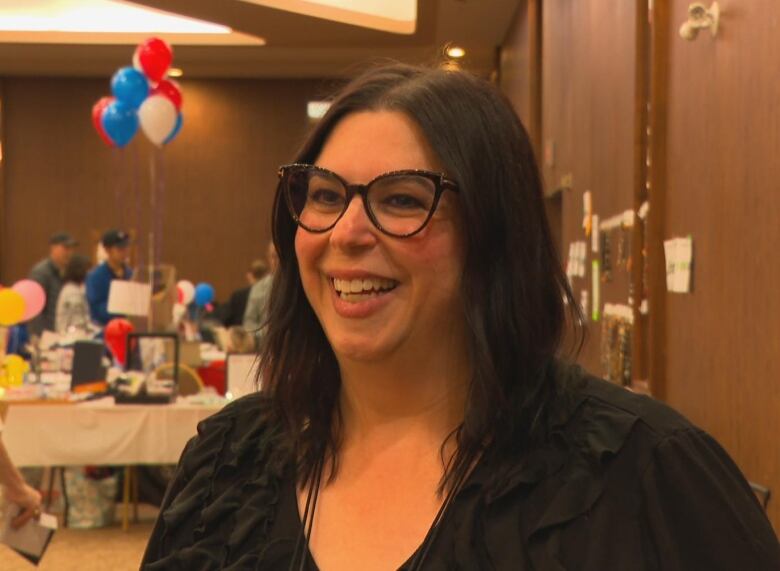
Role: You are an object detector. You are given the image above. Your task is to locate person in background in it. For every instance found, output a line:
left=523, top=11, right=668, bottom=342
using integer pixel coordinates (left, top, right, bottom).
left=86, top=230, right=132, bottom=326
left=28, top=232, right=78, bottom=335
left=4, top=325, right=30, bottom=359
left=225, top=326, right=257, bottom=354
left=242, top=242, right=278, bottom=348
left=0, top=418, right=42, bottom=529
left=55, top=254, right=92, bottom=334
left=217, top=259, right=269, bottom=328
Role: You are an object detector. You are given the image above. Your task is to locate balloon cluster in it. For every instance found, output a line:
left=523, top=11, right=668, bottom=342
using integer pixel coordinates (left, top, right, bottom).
left=176, top=280, right=215, bottom=313
left=0, top=280, right=46, bottom=326
left=92, top=37, right=183, bottom=148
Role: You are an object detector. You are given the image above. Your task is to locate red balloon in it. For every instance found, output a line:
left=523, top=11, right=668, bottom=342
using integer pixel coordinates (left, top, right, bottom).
left=134, top=37, right=173, bottom=83
left=104, top=318, right=135, bottom=366
left=92, top=96, right=115, bottom=147
left=152, top=79, right=182, bottom=110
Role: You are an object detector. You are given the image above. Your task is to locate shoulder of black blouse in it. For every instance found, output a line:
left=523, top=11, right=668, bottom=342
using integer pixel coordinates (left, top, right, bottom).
left=211, top=390, right=273, bottom=430
left=475, top=360, right=704, bottom=529
left=441, top=363, right=779, bottom=571
left=142, top=391, right=292, bottom=570
left=573, top=366, right=694, bottom=437
left=480, top=361, right=779, bottom=570
left=180, top=389, right=288, bottom=488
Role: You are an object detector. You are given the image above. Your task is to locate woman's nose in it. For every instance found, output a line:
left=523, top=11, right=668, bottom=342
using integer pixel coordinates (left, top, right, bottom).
left=329, top=195, right=378, bottom=250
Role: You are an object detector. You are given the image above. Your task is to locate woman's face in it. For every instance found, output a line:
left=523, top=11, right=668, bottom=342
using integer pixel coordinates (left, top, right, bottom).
left=295, top=110, right=465, bottom=363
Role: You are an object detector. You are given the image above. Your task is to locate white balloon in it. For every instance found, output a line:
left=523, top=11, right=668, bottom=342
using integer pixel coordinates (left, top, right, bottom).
left=139, top=94, right=177, bottom=146
left=177, top=280, right=195, bottom=305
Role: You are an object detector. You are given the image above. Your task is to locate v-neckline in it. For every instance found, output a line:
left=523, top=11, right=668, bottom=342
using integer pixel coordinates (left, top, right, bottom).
left=283, top=454, right=488, bottom=571
left=286, top=475, right=422, bottom=571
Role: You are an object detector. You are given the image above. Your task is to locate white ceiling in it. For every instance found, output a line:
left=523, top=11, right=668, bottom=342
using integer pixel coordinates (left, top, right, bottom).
left=0, top=0, right=522, bottom=78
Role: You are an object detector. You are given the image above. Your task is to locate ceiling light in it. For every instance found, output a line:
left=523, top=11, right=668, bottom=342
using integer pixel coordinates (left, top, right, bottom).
left=0, top=0, right=264, bottom=45
left=167, top=68, right=183, bottom=78
left=307, top=101, right=331, bottom=120
left=446, top=45, right=466, bottom=59
left=238, top=0, right=417, bottom=34
left=0, top=0, right=230, bottom=34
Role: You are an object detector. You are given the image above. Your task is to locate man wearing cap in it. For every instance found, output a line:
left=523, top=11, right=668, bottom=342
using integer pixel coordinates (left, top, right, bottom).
left=28, top=232, right=78, bottom=335
left=86, top=230, right=132, bottom=326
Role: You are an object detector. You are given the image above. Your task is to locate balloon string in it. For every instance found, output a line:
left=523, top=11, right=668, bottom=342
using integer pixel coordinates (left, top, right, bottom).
left=149, top=149, right=155, bottom=269
left=133, top=143, right=144, bottom=276
left=147, top=148, right=156, bottom=332
left=155, top=147, right=165, bottom=267
left=112, top=149, right=123, bottom=230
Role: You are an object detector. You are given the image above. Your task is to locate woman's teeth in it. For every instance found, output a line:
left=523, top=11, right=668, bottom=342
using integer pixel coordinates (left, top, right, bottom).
left=332, top=277, right=397, bottom=301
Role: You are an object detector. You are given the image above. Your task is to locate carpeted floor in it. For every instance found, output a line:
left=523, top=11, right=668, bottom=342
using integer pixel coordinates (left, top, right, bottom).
left=0, top=507, right=157, bottom=571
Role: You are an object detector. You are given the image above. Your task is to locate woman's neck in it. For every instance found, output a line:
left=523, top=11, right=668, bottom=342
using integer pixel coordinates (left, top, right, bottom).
left=336, top=338, right=470, bottom=448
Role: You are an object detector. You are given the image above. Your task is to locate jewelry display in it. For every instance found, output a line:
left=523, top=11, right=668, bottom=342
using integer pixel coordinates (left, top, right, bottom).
left=600, top=232, right=612, bottom=282
left=599, top=305, right=633, bottom=386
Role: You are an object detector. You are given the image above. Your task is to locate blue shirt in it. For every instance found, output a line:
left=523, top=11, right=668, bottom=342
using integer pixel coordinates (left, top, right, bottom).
left=85, top=261, right=131, bottom=326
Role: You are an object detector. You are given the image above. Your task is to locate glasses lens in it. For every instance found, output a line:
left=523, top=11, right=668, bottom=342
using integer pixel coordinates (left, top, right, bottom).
left=286, top=168, right=346, bottom=231
left=368, top=174, right=437, bottom=236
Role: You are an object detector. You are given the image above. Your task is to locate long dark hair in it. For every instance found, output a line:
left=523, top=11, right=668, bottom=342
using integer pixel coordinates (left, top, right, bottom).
left=260, top=63, right=582, bottom=490
left=63, top=254, right=91, bottom=284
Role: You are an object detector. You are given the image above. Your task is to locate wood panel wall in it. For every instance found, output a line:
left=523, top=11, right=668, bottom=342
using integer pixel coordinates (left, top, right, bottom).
left=499, top=0, right=541, bottom=154
left=661, top=0, right=780, bottom=528
left=540, top=0, right=640, bottom=372
left=0, top=77, right=324, bottom=301
left=500, top=0, right=563, bottom=257
left=503, top=0, right=780, bottom=531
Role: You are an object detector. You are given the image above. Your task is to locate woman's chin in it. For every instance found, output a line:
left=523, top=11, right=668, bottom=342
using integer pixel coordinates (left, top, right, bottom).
left=330, top=335, right=395, bottom=364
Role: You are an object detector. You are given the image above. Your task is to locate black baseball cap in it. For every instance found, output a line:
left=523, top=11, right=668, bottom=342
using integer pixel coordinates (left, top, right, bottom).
left=49, top=232, right=78, bottom=247
left=101, top=229, right=130, bottom=248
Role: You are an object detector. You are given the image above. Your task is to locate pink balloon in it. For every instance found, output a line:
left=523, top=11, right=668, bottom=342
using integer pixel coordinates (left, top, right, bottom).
left=12, top=279, right=46, bottom=321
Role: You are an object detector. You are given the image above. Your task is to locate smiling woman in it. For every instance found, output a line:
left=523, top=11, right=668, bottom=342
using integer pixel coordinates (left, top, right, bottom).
left=142, top=64, right=780, bottom=570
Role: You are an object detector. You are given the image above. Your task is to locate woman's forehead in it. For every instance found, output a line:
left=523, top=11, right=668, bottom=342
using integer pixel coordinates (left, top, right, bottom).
left=315, top=110, right=444, bottom=182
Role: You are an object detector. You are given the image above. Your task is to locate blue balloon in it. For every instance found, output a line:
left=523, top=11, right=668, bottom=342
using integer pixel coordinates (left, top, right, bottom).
left=194, top=283, right=215, bottom=307
left=111, top=67, right=149, bottom=109
left=163, top=112, right=183, bottom=145
left=101, top=101, right=138, bottom=148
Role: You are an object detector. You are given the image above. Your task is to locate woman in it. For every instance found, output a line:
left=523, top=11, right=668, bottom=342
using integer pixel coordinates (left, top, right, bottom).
left=143, top=64, right=779, bottom=570
left=55, top=253, right=92, bottom=334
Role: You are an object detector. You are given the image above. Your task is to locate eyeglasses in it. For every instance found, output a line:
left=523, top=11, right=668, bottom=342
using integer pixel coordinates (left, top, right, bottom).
left=278, top=163, right=459, bottom=238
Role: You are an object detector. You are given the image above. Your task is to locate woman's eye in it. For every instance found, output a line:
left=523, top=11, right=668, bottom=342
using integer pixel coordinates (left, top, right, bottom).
left=382, top=193, right=426, bottom=210
left=309, top=188, right=343, bottom=205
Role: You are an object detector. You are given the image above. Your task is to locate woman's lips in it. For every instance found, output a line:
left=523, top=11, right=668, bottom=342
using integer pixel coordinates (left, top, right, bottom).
left=328, top=276, right=398, bottom=318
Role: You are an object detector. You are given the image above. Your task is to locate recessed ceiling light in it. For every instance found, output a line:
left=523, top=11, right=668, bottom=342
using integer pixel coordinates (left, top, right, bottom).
left=307, top=100, right=331, bottom=120
left=168, top=68, right=184, bottom=78
left=446, top=45, right=466, bottom=59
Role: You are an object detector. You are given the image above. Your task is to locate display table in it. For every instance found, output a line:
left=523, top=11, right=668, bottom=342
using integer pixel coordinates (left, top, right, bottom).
left=1, top=398, right=223, bottom=530
left=2, top=399, right=222, bottom=467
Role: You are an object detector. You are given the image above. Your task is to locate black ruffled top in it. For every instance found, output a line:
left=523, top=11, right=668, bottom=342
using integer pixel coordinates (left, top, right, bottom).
left=142, top=363, right=779, bottom=570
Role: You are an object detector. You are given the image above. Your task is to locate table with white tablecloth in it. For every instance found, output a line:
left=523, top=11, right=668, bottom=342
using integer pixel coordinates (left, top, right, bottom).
left=0, top=398, right=222, bottom=530
left=2, top=399, right=222, bottom=467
